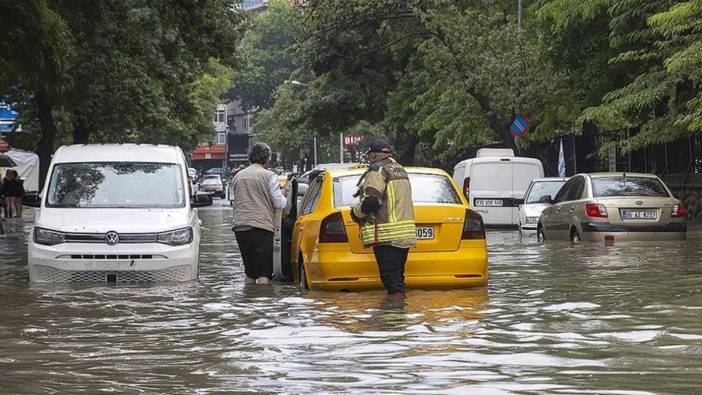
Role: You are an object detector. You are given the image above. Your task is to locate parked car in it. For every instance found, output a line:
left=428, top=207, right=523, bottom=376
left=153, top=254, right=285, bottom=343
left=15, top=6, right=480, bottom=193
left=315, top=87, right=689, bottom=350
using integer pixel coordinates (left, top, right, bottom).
left=537, top=173, right=686, bottom=243
left=518, top=177, right=568, bottom=234
left=199, top=176, right=225, bottom=198
left=452, top=148, right=544, bottom=227
left=204, top=167, right=228, bottom=183
left=274, top=167, right=488, bottom=291
left=26, top=144, right=206, bottom=283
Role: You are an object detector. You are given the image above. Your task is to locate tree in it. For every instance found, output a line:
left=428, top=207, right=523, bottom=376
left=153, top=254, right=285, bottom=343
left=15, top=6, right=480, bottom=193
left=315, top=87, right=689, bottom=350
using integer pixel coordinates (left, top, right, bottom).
left=228, top=0, right=303, bottom=111
left=0, top=0, right=242, bottom=184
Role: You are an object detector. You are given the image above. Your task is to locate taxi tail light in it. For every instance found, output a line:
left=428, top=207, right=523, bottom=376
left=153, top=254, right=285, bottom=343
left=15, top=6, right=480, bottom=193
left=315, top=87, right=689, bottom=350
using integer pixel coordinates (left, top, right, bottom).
left=672, top=203, right=686, bottom=218
left=585, top=203, right=608, bottom=218
left=462, top=209, right=485, bottom=240
left=319, top=212, right=348, bottom=243
left=462, top=178, right=470, bottom=200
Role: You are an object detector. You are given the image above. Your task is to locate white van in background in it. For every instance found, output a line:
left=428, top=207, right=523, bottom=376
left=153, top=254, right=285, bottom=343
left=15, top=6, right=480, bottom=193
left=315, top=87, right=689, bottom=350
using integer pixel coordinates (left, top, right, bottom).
left=452, top=149, right=544, bottom=226
left=27, top=144, right=207, bottom=283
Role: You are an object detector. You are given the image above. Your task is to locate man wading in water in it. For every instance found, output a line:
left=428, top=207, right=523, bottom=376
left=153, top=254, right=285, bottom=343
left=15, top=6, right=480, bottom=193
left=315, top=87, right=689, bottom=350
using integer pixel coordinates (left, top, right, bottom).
left=231, top=143, right=288, bottom=285
left=351, top=139, right=416, bottom=296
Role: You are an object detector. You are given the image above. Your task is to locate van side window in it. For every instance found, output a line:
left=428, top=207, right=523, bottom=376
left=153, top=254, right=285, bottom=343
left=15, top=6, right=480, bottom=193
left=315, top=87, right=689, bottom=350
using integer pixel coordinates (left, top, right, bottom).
left=300, top=178, right=323, bottom=216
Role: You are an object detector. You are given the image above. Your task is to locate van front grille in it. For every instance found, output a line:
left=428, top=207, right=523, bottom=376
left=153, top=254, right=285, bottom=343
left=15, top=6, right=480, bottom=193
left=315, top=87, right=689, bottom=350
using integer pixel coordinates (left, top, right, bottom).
left=56, top=254, right=167, bottom=260
left=63, top=233, right=159, bottom=243
left=32, top=265, right=193, bottom=283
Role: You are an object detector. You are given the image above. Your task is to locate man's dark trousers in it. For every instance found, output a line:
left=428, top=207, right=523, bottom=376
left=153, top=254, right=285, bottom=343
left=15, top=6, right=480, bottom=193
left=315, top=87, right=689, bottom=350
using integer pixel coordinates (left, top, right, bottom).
left=234, top=228, right=274, bottom=279
left=373, top=245, right=409, bottom=293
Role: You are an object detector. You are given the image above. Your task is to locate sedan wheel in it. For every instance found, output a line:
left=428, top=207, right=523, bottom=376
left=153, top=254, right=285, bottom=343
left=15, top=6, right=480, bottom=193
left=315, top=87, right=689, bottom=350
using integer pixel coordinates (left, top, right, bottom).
left=570, top=228, right=581, bottom=244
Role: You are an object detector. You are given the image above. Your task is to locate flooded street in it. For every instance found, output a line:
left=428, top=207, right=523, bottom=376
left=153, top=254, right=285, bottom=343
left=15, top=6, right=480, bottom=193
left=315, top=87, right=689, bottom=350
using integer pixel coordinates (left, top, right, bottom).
left=2, top=205, right=702, bottom=393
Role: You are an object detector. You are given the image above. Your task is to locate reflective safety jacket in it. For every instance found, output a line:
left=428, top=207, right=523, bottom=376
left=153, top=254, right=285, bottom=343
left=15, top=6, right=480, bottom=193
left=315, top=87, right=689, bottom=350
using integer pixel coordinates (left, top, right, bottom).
left=351, top=158, right=416, bottom=248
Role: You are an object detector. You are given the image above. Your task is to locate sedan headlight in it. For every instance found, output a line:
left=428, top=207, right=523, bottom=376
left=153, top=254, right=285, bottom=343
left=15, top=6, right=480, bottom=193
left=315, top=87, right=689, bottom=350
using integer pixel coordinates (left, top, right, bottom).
left=525, top=216, right=539, bottom=224
left=34, top=227, right=66, bottom=246
left=157, top=228, right=193, bottom=246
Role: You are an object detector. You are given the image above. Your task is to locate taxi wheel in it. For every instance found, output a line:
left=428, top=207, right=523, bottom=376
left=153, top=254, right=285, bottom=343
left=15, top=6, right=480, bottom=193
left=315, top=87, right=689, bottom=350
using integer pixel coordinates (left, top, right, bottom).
left=298, top=261, right=309, bottom=290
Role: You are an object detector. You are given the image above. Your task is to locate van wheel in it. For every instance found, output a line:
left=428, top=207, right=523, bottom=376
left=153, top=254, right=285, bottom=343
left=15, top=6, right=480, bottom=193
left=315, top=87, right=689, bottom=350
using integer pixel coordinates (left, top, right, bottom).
left=570, top=227, right=581, bottom=244
left=298, top=260, right=309, bottom=290
left=537, top=225, right=545, bottom=242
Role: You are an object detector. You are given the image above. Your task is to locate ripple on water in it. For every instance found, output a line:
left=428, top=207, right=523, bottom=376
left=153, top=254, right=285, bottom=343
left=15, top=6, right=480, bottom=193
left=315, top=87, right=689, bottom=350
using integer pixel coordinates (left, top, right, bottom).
left=1, top=211, right=702, bottom=392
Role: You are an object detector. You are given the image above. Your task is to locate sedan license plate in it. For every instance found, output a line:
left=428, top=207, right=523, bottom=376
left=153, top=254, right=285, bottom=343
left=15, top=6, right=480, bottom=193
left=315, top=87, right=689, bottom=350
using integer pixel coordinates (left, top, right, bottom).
left=621, top=210, right=657, bottom=220
left=474, top=199, right=503, bottom=207
left=416, top=226, right=434, bottom=240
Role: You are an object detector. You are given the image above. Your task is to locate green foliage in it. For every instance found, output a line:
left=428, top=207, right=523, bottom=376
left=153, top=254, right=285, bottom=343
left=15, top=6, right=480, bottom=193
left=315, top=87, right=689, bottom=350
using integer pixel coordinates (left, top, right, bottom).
left=0, top=0, right=241, bottom=159
left=229, top=0, right=302, bottom=111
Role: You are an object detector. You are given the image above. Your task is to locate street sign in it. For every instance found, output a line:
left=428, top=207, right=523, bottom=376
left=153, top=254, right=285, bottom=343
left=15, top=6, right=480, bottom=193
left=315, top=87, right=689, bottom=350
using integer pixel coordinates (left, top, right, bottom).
left=0, top=103, right=18, bottom=133
left=508, top=113, right=530, bottom=137
left=343, top=135, right=364, bottom=146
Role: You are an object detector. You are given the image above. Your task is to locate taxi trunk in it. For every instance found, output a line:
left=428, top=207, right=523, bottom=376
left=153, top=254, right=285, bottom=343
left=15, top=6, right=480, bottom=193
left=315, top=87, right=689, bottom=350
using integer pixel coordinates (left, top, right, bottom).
left=343, top=204, right=467, bottom=254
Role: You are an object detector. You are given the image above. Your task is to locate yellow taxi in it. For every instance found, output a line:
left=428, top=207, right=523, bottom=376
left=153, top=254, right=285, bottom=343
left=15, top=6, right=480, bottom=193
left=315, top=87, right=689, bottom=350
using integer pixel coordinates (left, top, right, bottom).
left=286, top=167, right=488, bottom=291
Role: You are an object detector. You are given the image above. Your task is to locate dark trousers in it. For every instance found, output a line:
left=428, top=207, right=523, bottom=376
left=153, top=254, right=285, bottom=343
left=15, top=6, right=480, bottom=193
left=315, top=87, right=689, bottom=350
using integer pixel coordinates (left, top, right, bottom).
left=234, top=228, right=274, bottom=279
left=373, top=245, right=409, bottom=293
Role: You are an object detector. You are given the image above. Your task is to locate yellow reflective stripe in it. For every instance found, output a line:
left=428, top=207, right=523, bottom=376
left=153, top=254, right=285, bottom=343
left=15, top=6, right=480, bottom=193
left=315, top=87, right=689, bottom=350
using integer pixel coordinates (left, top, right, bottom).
left=387, top=181, right=397, bottom=223
left=352, top=204, right=367, bottom=219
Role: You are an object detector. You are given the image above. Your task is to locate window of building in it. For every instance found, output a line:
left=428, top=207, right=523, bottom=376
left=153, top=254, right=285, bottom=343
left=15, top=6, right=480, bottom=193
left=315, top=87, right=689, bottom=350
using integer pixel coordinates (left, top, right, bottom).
left=213, top=110, right=225, bottom=124
left=216, top=132, right=226, bottom=145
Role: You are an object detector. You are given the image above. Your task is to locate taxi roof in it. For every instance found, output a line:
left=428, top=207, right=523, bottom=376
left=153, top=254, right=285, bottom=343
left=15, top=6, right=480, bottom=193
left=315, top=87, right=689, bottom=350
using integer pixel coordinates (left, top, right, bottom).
left=324, top=166, right=451, bottom=177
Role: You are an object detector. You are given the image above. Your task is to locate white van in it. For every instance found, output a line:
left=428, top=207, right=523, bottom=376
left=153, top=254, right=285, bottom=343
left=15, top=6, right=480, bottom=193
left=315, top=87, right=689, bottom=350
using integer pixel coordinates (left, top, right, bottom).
left=452, top=149, right=544, bottom=226
left=27, top=144, right=207, bottom=283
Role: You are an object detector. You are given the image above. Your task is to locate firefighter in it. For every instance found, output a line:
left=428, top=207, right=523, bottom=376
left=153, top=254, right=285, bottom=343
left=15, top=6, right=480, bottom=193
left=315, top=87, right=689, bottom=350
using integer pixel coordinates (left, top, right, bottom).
left=351, top=139, right=416, bottom=295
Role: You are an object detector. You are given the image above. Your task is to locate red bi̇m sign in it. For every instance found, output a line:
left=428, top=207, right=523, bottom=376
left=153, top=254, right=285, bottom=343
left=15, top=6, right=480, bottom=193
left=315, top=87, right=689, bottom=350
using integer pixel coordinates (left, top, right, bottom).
left=343, top=135, right=364, bottom=147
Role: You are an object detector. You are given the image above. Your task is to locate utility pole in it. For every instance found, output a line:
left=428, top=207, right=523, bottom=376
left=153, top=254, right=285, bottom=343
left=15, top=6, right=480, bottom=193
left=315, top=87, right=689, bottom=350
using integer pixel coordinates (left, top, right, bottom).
left=339, top=132, right=344, bottom=163
left=313, top=132, right=317, bottom=167
left=518, top=0, right=523, bottom=33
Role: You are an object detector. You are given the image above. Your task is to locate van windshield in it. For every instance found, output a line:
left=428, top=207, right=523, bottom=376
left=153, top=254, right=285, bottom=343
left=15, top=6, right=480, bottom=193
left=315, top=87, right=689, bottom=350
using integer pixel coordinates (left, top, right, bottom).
left=46, top=162, right=186, bottom=208
left=333, top=173, right=461, bottom=207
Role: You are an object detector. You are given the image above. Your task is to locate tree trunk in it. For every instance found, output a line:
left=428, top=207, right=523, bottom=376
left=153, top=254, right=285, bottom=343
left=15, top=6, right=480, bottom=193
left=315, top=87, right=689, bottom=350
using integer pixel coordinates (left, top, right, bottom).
left=35, top=89, right=58, bottom=188
left=73, top=122, right=90, bottom=144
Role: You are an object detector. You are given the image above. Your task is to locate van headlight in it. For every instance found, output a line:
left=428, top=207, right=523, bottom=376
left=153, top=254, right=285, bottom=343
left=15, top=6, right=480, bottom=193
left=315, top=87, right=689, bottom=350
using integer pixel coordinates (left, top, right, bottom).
left=157, top=228, right=193, bottom=246
left=34, top=227, right=66, bottom=246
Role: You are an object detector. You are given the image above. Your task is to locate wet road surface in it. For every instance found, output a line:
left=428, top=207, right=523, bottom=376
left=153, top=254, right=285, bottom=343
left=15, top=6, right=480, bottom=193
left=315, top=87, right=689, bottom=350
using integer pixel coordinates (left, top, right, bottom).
left=1, top=203, right=702, bottom=393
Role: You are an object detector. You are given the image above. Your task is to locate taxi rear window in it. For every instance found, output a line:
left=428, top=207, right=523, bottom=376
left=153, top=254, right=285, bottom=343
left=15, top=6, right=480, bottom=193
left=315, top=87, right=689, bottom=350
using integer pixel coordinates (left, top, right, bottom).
left=333, top=173, right=461, bottom=207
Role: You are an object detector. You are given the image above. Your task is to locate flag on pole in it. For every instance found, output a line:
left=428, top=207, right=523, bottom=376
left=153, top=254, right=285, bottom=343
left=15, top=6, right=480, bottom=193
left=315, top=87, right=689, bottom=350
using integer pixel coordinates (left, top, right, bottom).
left=558, top=139, right=566, bottom=177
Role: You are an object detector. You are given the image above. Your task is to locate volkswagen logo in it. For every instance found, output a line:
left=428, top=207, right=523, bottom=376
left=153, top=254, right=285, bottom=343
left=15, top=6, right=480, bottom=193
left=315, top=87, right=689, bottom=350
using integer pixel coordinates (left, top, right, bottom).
left=636, top=201, right=644, bottom=206
left=105, top=231, right=120, bottom=246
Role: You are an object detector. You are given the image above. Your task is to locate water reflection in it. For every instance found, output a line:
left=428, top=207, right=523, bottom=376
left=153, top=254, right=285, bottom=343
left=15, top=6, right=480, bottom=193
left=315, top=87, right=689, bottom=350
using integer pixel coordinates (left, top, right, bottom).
left=1, top=207, right=702, bottom=392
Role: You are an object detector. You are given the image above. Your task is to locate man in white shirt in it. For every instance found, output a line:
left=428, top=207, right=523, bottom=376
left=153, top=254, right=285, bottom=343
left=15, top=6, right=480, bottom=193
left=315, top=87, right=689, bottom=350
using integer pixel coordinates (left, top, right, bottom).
left=230, top=143, right=288, bottom=285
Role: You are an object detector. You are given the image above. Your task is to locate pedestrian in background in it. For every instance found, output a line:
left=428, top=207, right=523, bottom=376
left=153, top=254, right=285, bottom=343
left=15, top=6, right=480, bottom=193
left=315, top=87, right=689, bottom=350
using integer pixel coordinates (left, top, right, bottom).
left=351, top=139, right=416, bottom=296
left=3, top=170, right=24, bottom=218
left=231, top=143, right=288, bottom=285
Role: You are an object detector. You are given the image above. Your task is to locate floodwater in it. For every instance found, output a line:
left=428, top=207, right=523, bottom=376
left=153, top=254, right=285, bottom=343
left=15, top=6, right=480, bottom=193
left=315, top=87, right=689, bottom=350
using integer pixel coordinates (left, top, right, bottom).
left=2, top=206, right=702, bottom=394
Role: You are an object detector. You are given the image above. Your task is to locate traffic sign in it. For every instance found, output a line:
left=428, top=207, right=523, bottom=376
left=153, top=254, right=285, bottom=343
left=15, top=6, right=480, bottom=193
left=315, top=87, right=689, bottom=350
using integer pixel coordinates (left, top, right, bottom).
left=0, top=103, right=18, bottom=133
left=508, top=113, right=530, bottom=137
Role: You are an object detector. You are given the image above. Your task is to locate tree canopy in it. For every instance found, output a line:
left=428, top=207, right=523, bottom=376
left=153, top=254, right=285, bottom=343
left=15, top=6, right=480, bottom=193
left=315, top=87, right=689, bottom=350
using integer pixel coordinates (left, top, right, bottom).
left=0, top=0, right=242, bottom=181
